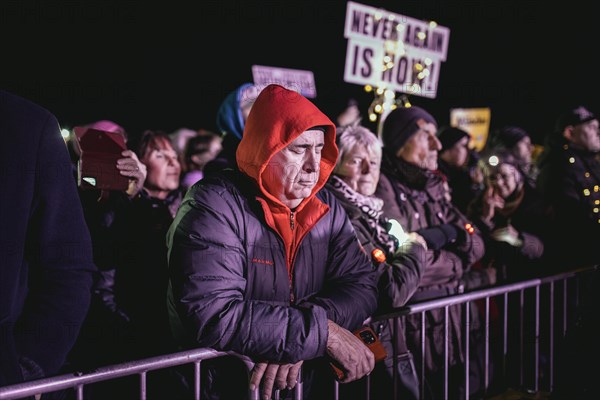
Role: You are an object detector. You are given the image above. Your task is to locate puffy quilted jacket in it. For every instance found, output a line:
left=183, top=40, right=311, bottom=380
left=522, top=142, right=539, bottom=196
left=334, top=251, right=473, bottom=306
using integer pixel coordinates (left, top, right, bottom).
left=167, top=85, right=377, bottom=365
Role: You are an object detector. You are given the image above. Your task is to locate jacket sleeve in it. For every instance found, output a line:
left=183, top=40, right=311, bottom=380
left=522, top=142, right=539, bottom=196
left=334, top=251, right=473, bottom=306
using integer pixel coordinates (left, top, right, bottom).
left=443, top=205, right=486, bottom=268
left=379, top=242, right=426, bottom=308
left=167, top=187, right=329, bottom=363
left=17, top=114, right=95, bottom=377
left=298, top=196, right=379, bottom=331
left=413, top=206, right=485, bottom=287
left=519, top=232, right=544, bottom=260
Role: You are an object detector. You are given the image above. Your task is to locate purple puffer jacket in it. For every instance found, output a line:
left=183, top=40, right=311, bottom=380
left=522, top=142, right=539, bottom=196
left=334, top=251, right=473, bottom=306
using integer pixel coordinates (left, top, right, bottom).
left=167, top=170, right=378, bottom=364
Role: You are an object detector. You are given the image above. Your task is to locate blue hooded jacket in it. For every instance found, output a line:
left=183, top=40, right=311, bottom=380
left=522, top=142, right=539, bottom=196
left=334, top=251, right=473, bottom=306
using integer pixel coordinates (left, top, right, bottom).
left=215, top=82, right=254, bottom=141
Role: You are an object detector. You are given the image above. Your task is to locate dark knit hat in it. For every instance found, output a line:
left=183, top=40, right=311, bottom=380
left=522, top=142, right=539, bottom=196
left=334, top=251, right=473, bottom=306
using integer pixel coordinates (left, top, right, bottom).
left=382, top=105, right=437, bottom=154
left=555, top=106, right=597, bottom=133
left=491, top=126, right=529, bottom=149
left=437, top=126, right=470, bottom=153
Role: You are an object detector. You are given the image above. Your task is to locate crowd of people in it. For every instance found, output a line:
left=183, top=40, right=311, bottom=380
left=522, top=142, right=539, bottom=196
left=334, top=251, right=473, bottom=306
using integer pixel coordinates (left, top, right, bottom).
left=1, top=84, right=599, bottom=399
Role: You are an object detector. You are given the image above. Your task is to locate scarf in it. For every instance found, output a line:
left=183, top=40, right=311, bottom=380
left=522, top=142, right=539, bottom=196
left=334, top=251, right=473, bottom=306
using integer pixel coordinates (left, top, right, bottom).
left=328, top=175, right=396, bottom=254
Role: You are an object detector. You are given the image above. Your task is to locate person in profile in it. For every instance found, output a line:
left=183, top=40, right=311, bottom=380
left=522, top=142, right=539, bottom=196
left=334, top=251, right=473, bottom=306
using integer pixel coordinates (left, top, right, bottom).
left=436, top=126, right=484, bottom=213
left=536, top=105, right=600, bottom=268
left=0, top=89, right=95, bottom=387
left=375, top=105, right=488, bottom=399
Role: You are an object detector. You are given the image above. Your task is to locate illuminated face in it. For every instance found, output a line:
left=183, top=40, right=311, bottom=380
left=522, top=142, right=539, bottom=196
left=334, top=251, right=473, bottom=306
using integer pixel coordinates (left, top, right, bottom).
left=397, top=120, right=441, bottom=170
left=335, top=143, right=381, bottom=196
left=512, top=136, right=533, bottom=166
left=142, top=145, right=181, bottom=199
left=568, top=119, right=600, bottom=152
left=488, top=163, right=520, bottom=199
left=262, top=129, right=325, bottom=209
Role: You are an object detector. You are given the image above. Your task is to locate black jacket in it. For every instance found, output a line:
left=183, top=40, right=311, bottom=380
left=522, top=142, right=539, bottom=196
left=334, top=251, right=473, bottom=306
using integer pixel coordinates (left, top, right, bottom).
left=0, top=90, right=95, bottom=385
left=537, top=141, right=600, bottom=267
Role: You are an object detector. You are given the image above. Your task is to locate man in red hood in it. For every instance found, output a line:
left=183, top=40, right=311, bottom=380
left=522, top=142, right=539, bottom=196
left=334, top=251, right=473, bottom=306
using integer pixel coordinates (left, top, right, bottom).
left=167, top=84, right=378, bottom=399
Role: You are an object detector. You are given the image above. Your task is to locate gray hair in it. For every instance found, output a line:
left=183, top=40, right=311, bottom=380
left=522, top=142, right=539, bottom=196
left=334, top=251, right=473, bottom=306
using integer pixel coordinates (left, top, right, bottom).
left=334, top=125, right=382, bottom=172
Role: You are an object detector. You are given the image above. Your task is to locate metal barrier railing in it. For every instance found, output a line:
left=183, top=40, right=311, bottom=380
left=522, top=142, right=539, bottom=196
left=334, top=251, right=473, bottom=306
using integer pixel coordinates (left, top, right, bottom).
left=1, top=348, right=227, bottom=400
left=369, top=266, right=597, bottom=399
left=1, top=266, right=596, bottom=400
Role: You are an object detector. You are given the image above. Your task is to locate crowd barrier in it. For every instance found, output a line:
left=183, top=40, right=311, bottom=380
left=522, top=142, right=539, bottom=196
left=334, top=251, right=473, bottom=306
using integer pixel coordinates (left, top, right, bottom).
left=1, top=266, right=596, bottom=400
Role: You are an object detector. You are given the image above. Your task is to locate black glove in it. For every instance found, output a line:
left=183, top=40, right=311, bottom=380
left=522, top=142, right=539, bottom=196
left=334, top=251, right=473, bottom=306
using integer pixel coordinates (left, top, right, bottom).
left=417, top=223, right=461, bottom=251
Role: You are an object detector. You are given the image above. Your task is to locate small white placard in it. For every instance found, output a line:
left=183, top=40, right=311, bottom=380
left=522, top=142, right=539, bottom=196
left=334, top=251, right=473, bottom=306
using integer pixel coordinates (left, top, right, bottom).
left=252, top=65, right=317, bottom=98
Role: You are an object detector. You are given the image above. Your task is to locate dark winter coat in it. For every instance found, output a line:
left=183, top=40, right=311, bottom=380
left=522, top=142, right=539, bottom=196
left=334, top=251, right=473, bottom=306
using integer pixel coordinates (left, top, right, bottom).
left=0, top=90, right=95, bottom=385
left=468, top=181, right=548, bottom=282
left=326, top=178, right=426, bottom=399
left=438, top=159, right=482, bottom=214
left=167, top=85, right=378, bottom=398
left=537, top=140, right=600, bottom=268
left=375, top=154, right=486, bottom=373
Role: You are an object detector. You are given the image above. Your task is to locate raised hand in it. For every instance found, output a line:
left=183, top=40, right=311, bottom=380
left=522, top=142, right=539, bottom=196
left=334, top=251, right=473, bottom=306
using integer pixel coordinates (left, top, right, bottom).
left=481, top=186, right=505, bottom=222
left=117, top=150, right=147, bottom=197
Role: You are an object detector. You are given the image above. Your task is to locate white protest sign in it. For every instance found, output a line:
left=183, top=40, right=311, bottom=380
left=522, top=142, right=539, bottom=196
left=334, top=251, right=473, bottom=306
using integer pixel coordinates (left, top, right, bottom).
left=343, top=1, right=450, bottom=98
left=252, top=65, right=317, bottom=98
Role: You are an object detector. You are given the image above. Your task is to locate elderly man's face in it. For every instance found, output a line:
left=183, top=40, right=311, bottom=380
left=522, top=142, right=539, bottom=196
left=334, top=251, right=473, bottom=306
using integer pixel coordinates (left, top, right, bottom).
left=397, top=120, right=441, bottom=170
left=263, top=129, right=324, bottom=209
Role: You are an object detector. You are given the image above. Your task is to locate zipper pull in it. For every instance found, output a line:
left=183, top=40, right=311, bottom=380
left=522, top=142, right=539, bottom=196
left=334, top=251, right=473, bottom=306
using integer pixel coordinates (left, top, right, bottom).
left=290, top=211, right=295, bottom=230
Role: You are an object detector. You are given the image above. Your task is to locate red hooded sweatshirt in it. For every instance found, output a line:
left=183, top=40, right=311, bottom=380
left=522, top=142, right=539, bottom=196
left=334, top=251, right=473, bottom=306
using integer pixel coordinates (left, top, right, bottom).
left=236, top=84, right=338, bottom=278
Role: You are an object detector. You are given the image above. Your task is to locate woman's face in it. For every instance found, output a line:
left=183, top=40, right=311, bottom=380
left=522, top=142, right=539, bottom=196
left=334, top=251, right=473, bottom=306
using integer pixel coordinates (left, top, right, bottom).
left=488, top=163, right=520, bottom=199
left=335, top=143, right=381, bottom=196
left=142, top=144, right=181, bottom=198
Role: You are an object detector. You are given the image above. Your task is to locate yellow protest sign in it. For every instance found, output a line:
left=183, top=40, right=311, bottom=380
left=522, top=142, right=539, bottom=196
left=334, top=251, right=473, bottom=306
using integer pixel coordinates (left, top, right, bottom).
left=449, top=108, right=491, bottom=152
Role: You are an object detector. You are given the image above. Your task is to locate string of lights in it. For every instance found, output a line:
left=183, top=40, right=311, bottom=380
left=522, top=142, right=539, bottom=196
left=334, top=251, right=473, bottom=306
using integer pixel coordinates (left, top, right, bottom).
left=364, top=18, right=439, bottom=131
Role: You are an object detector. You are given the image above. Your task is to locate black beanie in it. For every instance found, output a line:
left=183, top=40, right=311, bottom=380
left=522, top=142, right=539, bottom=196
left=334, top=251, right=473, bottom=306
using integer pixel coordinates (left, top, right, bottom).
left=382, top=106, right=437, bottom=155
left=492, top=126, right=528, bottom=149
left=437, top=126, right=470, bottom=153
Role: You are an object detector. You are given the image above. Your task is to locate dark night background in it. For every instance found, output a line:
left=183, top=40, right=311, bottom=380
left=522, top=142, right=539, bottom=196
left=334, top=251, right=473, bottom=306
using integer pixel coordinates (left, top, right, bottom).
left=1, top=0, right=597, bottom=146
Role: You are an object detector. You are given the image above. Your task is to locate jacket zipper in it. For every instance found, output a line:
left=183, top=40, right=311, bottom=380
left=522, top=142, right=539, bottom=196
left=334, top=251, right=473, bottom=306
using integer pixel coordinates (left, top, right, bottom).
left=289, top=210, right=296, bottom=303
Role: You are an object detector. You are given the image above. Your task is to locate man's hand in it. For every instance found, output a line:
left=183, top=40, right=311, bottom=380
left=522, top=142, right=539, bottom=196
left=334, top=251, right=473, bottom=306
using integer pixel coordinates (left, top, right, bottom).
left=249, top=360, right=303, bottom=400
left=326, top=320, right=375, bottom=383
left=117, top=150, right=147, bottom=198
